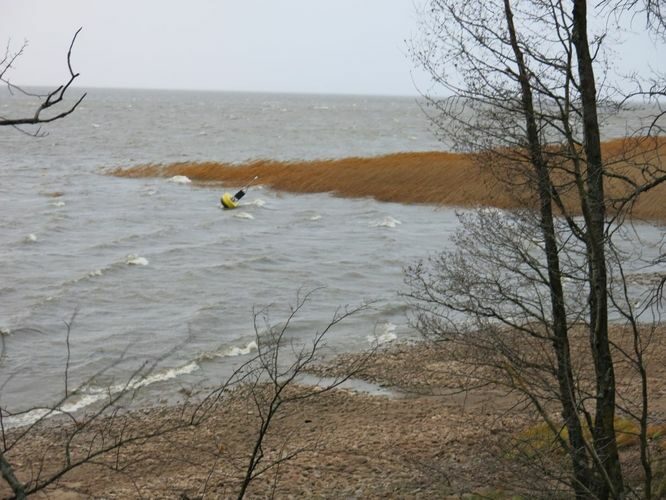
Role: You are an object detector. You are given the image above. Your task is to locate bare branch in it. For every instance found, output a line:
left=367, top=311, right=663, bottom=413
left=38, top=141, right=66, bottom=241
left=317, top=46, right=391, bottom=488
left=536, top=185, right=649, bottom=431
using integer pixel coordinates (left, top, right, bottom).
left=0, top=28, right=86, bottom=134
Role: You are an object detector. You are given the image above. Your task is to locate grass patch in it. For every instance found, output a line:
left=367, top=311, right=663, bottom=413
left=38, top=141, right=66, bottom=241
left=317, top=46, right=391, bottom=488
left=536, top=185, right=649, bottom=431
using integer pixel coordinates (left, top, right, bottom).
left=108, top=137, right=666, bottom=222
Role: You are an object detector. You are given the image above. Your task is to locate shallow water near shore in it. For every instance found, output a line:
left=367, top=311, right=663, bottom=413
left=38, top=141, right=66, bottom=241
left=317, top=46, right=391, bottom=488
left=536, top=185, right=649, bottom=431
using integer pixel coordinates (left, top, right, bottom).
left=0, top=89, right=452, bottom=417
left=1, top=88, right=663, bottom=421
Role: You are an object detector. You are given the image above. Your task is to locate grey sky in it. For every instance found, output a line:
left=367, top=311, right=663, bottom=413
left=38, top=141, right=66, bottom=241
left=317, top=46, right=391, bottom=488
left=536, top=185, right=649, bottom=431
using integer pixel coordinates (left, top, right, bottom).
left=3, top=0, right=661, bottom=96
left=4, top=0, right=432, bottom=96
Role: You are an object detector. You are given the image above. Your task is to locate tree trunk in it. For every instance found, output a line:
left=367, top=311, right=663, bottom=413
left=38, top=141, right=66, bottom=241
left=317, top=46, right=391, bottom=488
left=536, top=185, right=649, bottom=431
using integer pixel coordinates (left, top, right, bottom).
left=571, top=0, right=623, bottom=497
left=503, top=0, right=591, bottom=495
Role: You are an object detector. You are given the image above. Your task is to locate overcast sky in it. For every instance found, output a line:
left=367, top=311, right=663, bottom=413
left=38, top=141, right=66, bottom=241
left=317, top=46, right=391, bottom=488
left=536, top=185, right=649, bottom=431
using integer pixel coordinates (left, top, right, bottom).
left=3, top=0, right=661, bottom=96
left=3, top=0, right=434, bottom=96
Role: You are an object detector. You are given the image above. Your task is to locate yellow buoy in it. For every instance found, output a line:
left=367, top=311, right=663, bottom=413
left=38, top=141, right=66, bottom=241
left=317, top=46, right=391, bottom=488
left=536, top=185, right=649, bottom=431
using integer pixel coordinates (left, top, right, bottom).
left=220, top=177, right=258, bottom=210
left=220, top=192, right=238, bottom=209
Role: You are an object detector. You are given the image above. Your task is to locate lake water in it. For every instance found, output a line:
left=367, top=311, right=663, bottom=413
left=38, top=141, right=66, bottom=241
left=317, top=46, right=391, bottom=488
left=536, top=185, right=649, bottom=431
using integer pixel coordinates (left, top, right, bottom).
left=0, top=88, right=663, bottom=421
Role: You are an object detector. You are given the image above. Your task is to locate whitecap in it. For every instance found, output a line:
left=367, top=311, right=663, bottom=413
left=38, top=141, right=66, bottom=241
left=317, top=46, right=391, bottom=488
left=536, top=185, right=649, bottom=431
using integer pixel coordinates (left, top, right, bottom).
left=92, top=123, right=100, bottom=128
left=126, top=254, right=149, bottom=266
left=198, top=341, right=258, bottom=361
left=51, top=201, right=66, bottom=208
left=246, top=198, right=266, bottom=207
left=223, top=340, right=258, bottom=357
left=88, top=269, right=103, bottom=277
left=115, top=361, right=199, bottom=391
left=25, top=233, right=37, bottom=243
left=167, top=175, right=192, bottom=184
left=370, top=216, right=402, bottom=228
left=233, top=212, right=254, bottom=220
left=367, top=322, right=398, bottom=346
left=298, top=210, right=321, bottom=221
left=3, top=362, right=199, bottom=428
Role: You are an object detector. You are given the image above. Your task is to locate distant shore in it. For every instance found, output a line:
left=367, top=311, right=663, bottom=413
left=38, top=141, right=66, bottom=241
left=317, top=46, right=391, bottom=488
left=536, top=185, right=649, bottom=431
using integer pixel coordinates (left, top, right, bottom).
left=110, top=137, right=666, bottom=223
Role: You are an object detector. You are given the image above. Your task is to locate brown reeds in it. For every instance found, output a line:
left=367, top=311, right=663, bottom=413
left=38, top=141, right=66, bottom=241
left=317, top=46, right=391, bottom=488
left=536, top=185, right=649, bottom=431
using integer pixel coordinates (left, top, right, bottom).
left=108, top=138, right=666, bottom=222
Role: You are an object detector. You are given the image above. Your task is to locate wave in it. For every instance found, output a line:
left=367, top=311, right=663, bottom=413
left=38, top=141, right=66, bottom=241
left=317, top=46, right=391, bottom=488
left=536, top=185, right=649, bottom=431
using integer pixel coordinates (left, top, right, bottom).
left=245, top=198, right=266, bottom=207
left=126, top=254, right=149, bottom=266
left=296, top=209, right=322, bottom=221
left=8, top=253, right=151, bottom=323
left=68, top=253, right=148, bottom=283
left=86, top=226, right=173, bottom=252
left=3, top=361, right=199, bottom=428
left=196, top=340, right=258, bottom=361
left=370, top=216, right=402, bottom=228
left=367, top=322, right=398, bottom=346
left=233, top=212, right=254, bottom=220
left=205, top=254, right=280, bottom=273
left=167, top=175, right=192, bottom=184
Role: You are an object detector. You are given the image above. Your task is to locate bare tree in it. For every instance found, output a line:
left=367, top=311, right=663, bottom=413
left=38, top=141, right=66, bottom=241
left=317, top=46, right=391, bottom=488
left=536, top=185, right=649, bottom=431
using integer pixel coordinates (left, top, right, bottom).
left=0, top=314, right=204, bottom=499
left=189, top=289, right=373, bottom=499
left=0, top=28, right=86, bottom=136
left=408, top=0, right=665, bottom=498
left=0, top=292, right=373, bottom=498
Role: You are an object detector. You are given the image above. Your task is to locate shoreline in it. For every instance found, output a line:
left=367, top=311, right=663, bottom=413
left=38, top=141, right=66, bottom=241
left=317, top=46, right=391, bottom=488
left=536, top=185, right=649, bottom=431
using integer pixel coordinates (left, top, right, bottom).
left=0, top=341, right=530, bottom=498
left=5, top=136, right=664, bottom=496
left=4, top=325, right=664, bottom=498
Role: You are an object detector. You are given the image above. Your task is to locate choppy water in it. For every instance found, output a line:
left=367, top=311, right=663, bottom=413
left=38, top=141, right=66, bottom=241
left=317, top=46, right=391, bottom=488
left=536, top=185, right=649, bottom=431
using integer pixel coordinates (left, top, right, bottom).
left=0, top=88, right=663, bottom=421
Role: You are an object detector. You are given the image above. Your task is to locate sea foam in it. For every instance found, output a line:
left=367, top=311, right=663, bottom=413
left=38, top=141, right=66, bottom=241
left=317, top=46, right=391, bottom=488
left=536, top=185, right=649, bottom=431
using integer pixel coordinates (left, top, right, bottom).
left=233, top=212, right=254, bottom=220
left=222, top=340, right=258, bottom=357
left=126, top=254, right=149, bottom=266
left=367, top=322, right=398, bottom=346
left=167, top=175, right=192, bottom=184
left=370, top=216, right=402, bottom=228
left=3, top=362, right=199, bottom=428
left=198, top=340, right=258, bottom=361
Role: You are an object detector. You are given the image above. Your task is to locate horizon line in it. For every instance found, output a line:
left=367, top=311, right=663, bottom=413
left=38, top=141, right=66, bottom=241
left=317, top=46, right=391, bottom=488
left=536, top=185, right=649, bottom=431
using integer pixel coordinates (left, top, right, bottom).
left=8, top=82, right=428, bottom=100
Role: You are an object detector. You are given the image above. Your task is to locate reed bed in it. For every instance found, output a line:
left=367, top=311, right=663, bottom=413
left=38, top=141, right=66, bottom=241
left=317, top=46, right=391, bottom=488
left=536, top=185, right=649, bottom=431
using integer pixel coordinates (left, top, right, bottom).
left=109, top=138, right=666, bottom=222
